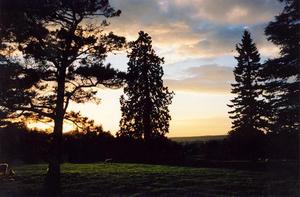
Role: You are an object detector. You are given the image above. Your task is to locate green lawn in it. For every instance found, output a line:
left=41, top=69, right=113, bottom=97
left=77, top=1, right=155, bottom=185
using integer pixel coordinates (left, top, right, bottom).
left=0, top=163, right=299, bottom=196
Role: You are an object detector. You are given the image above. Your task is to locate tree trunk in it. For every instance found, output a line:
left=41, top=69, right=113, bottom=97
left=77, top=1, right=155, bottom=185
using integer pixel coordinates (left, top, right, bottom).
left=144, top=111, right=151, bottom=141
left=46, top=67, right=66, bottom=193
left=143, top=63, right=152, bottom=142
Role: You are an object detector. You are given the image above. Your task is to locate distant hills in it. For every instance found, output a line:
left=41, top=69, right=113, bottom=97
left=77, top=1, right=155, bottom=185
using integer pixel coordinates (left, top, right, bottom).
left=170, top=135, right=227, bottom=143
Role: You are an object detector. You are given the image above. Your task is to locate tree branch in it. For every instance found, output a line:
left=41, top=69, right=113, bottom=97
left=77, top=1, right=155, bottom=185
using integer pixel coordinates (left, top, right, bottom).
left=64, top=117, right=84, bottom=130
left=63, top=80, right=99, bottom=113
left=9, top=105, right=55, bottom=119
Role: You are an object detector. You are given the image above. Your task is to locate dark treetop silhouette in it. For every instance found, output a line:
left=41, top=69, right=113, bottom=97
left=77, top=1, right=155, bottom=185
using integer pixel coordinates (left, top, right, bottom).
left=117, top=31, right=174, bottom=141
left=227, top=30, right=268, bottom=159
left=0, top=0, right=125, bottom=190
left=262, top=0, right=300, bottom=135
left=228, top=30, right=267, bottom=136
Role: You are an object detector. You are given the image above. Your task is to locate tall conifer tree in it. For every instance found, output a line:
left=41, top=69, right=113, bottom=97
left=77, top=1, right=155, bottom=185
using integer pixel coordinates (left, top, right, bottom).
left=228, top=30, right=266, bottom=137
left=118, top=31, right=174, bottom=141
left=263, top=0, right=299, bottom=134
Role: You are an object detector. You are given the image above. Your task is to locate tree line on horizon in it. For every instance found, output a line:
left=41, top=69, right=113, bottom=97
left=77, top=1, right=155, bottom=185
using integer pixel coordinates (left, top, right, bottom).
left=0, top=0, right=298, bottom=194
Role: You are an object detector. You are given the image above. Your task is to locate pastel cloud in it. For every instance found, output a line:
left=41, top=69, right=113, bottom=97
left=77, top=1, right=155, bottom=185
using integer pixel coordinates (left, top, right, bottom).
left=78, top=0, right=283, bottom=136
left=107, top=0, right=282, bottom=63
left=165, top=64, right=234, bottom=93
left=171, top=0, right=282, bottom=24
left=176, top=25, right=280, bottom=59
left=104, top=1, right=282, bottom=93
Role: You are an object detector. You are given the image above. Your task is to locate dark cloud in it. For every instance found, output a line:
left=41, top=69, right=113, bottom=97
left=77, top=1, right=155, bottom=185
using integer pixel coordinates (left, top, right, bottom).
left=177, top=24, right=280, bottom=58
left=110, top=0, right=282, bottom=26
left=177, top=25, right=243, bottom=57
left=172, top=0, right=282, bottom=24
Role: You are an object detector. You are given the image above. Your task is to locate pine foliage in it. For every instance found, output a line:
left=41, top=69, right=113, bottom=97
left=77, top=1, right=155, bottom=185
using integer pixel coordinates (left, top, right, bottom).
left=118, top=31, right=174, bottom=140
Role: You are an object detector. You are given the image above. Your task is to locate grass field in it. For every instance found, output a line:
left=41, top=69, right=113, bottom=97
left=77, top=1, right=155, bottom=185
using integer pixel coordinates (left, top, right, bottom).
left=0, top=163, right=299, bottom=196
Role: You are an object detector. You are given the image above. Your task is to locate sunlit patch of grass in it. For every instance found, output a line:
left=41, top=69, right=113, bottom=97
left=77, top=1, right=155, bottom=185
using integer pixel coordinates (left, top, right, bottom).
left=0, top=163, right=298, bottom=196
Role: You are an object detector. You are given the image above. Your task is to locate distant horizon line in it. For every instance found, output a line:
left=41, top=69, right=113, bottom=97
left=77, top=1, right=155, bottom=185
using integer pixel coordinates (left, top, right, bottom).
left=170, top=134, right=227, bottom=138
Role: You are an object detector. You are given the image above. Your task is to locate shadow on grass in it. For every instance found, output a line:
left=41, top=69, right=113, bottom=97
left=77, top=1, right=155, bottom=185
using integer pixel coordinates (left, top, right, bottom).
left=0, top=163, right=299, bottom=196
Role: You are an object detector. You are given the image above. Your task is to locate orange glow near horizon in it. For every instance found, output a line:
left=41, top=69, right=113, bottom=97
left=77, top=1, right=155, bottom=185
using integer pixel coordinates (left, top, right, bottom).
left=69, top=89, right=232, bottom=137
left=26, top=120, right=76, bottom=133
left=24, top=89, right=232, bottom=137
left=168, top=117, right=231, bottom=137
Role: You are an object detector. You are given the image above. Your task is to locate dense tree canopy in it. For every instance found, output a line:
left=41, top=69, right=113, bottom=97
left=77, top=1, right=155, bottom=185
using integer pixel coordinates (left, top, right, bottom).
left=228, top=30, right=266, bottom=136
left=263, top=0, right=300, bottom=134
left=227, top=30, right=267, bottom=159
left=118, top=31, right=174, bottom=141
left=0, top=0, right=125, bottom=189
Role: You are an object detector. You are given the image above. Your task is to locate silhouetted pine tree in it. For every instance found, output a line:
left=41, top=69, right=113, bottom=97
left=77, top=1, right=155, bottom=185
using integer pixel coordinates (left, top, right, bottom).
left=228, top=30, right=267, bottom=139
left=118, top=31, right=174, bottom=141
left=263, top=0, right=299, bottom=134
left=0, top=0, right=125, bottom=189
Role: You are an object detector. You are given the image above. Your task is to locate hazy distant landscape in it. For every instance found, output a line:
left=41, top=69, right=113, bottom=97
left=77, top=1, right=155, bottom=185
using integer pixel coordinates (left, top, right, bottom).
left=171, top=135, right=227, bottom=143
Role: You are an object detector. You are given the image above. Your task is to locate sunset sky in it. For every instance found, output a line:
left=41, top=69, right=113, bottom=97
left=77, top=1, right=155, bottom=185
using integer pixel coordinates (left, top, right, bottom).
left=64, top=0, right=283, bottom=137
